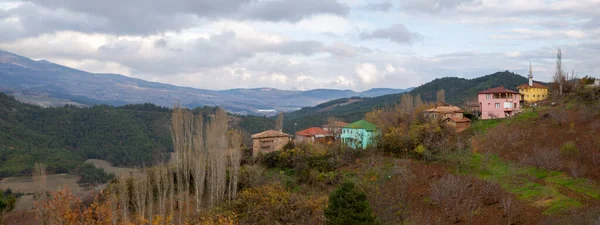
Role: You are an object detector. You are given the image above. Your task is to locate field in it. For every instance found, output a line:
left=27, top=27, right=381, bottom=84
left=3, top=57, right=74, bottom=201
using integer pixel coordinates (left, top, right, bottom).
left=0, top=159, right=133, bottom=214
left=85, top=159, right=137, bottom=177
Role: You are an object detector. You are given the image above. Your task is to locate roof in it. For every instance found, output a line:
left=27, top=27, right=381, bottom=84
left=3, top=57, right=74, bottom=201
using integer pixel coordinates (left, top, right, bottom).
left=517, top=83, right=549, bottom=89
left=478, top=86, right=519, bottom=94
left=251, top=130, right=290, bottom=139
left=446, top=117, right=472, bottom=123
left=424, top=105, right=464, bottom=114
left=296, top=127, right=333, bottom=137
left=343, top=120, right=378, bottom=131
left=323, top=121, right=348, bottom=127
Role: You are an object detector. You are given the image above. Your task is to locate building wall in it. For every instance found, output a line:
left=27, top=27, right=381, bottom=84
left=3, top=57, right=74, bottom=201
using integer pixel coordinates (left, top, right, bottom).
left=478, top=93, right=521, bottom=119
left=455, top=121, right=471, bottom=131
left=252, top=136, right=290, bottom=157
left=518, top=87, right=549, bottom=103
left=295, top=135, right=314, bottom=144
left=323, top=126, right=343, bottom=139
left=340, top=128, right=379, bottom=149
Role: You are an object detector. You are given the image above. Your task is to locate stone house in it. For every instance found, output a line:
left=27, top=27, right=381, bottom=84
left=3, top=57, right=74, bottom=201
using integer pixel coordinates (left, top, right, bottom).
left=424, top=105, right=471, bottom=131
left=251, top=130, right=291, bottom=157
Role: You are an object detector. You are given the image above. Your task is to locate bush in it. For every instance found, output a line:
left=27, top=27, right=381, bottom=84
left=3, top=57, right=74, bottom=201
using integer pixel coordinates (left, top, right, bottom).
left=71, top=163, right=115, bottom=186
left=238, top=164, right=266, bottom=189
left=233, top=184, right=327, bottom=224
left=560, top=141, right=579, bottom=157
left=0, top=189, right=17, bottom=214
left=325, top=182, right=377, bottom=225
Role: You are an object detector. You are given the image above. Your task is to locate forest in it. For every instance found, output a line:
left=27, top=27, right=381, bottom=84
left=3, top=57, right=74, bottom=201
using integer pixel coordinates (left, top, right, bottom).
left=0, top=93, right=274, bottom=177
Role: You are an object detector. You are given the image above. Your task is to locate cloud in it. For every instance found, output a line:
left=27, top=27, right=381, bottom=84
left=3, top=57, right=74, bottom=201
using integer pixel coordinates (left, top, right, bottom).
left=355, top=63, right=380, bottom=84
left=398, top=0, right=480, bottom=13
left=241, top=0, right=349, bottom=22
left=1, top=0, right=349, bottom=38
left=324, top=41, right=372, bottom=57
left=270, top=73, right=288, bottom=84
left=363, top=2, right=393, bottom=11
left=492, top=28, right=587, bottom=40
left=360, top=24, right=423, bottom=44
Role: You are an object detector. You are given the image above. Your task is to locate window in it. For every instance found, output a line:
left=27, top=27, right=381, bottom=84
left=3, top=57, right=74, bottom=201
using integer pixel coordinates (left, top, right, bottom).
left=495, top=103, right=500, bottom=108
left=514, top=103, right=517, bottom=108
left=486, top=94, right=491, bottom=99
left=526, top=95, right=529, bottom=98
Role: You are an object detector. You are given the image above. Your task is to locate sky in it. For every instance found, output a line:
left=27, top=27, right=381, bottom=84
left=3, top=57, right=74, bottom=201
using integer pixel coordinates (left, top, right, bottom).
left=0, top=0, right=599, bottom=91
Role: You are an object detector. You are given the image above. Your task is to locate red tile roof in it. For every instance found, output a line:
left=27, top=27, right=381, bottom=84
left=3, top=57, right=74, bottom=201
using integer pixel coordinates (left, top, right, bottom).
left=478, top=86, right=519, bottom=94
left=251, top=130, right=290, bottom=139
left=517, top=83, right=549, bottom=89
left=296, top=127, right=333, bottom=137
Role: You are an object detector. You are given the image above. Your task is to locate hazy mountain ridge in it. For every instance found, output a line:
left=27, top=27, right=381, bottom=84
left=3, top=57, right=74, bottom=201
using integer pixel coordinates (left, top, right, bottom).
left=0, top=50, right=410, bottom=115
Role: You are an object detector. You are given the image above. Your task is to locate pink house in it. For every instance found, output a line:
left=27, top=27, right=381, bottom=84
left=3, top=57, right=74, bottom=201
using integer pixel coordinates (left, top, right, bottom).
left=478, top=86, right=522, bottom=119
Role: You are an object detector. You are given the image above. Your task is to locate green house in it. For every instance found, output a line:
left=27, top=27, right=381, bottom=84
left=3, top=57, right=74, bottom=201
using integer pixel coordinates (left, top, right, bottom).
left=340, top=120, right=380, bottom=149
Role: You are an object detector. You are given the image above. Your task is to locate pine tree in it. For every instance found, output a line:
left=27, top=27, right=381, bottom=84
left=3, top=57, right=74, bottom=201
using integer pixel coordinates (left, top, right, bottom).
left=325, top=182, right=377, bottom=225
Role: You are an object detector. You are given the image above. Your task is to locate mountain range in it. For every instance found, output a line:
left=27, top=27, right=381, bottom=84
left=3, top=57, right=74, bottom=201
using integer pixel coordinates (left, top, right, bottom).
left=0, top=50, right=411, bottom=115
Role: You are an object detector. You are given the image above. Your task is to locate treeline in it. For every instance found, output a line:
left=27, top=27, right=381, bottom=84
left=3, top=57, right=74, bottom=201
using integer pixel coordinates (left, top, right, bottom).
left=0, top=93, right=274, bottom=177
left=281, top=71, right=531, bottom=134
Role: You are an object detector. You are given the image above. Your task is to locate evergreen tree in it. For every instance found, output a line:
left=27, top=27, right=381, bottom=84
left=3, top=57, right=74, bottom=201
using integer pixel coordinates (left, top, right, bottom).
left=325, top=182, right=377, bottom=225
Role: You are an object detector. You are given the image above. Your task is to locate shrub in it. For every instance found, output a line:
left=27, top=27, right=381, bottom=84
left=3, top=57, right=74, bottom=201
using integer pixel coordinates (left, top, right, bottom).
left=325, top=182, right=377, bottom=225
left=233, top=184, right=327, bottom=224
left=239, top=164, right=266, bottom=189
left=560, top=141, right=579, bottom=157
left=71, top=163, right=115, bottom=185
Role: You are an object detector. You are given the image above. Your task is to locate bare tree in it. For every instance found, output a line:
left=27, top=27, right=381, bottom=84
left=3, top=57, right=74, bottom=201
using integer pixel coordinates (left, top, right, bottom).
left=553, top=48, right=565, bottom=97
left=228, top=130, right=242, bottom=201
left=414, top=94, right=424, bottom=107
left=275, top=112, right=284, bottom=131
left=400, top=94, right=414, bottom=114
left=33, top=163, right=48, bottom=224
left=206, top=108, right=229, bottom=207
left=501, top=194, right=521, bottom=225
left=436, top=89, right=446, bottom=104
left=133, top=169, right=148, bottom=221
left=192, top=114, right=206, bottom=213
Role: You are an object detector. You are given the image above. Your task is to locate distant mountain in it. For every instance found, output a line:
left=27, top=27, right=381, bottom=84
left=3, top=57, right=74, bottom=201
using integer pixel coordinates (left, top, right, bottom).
left=282, top=71, right=536, bottom=133
left=0, top=50, right=410, bottom=115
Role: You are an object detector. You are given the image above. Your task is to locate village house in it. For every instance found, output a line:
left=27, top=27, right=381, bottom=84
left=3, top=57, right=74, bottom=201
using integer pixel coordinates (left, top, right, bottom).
left=517, top=63, right=549, bottom=104
left=251, top=130, right=291, bottom=157
left=341, top=120, right=380, bottom=149
left=322, top=120, right=348, bottom=139
left=295, top=127, right=334, bottom=144
left=424, top=105, right=471, bottom=131
left=478, top=86, right=522, bottom=119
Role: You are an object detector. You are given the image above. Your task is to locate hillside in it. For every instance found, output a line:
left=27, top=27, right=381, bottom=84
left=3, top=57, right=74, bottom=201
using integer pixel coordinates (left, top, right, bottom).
left=0, top=50, right=409, bottom=115
left=0, top=92, right=274, bottom=177
left=408, top=71, right=546, bottom=104
left=281, top=71, right=538, bottom=133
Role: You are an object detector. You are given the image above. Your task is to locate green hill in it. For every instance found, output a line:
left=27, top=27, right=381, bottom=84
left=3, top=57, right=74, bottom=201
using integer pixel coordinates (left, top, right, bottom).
left=0, top=93, right=274, bottom=177
left=282, top=71, right=537, bottom=134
